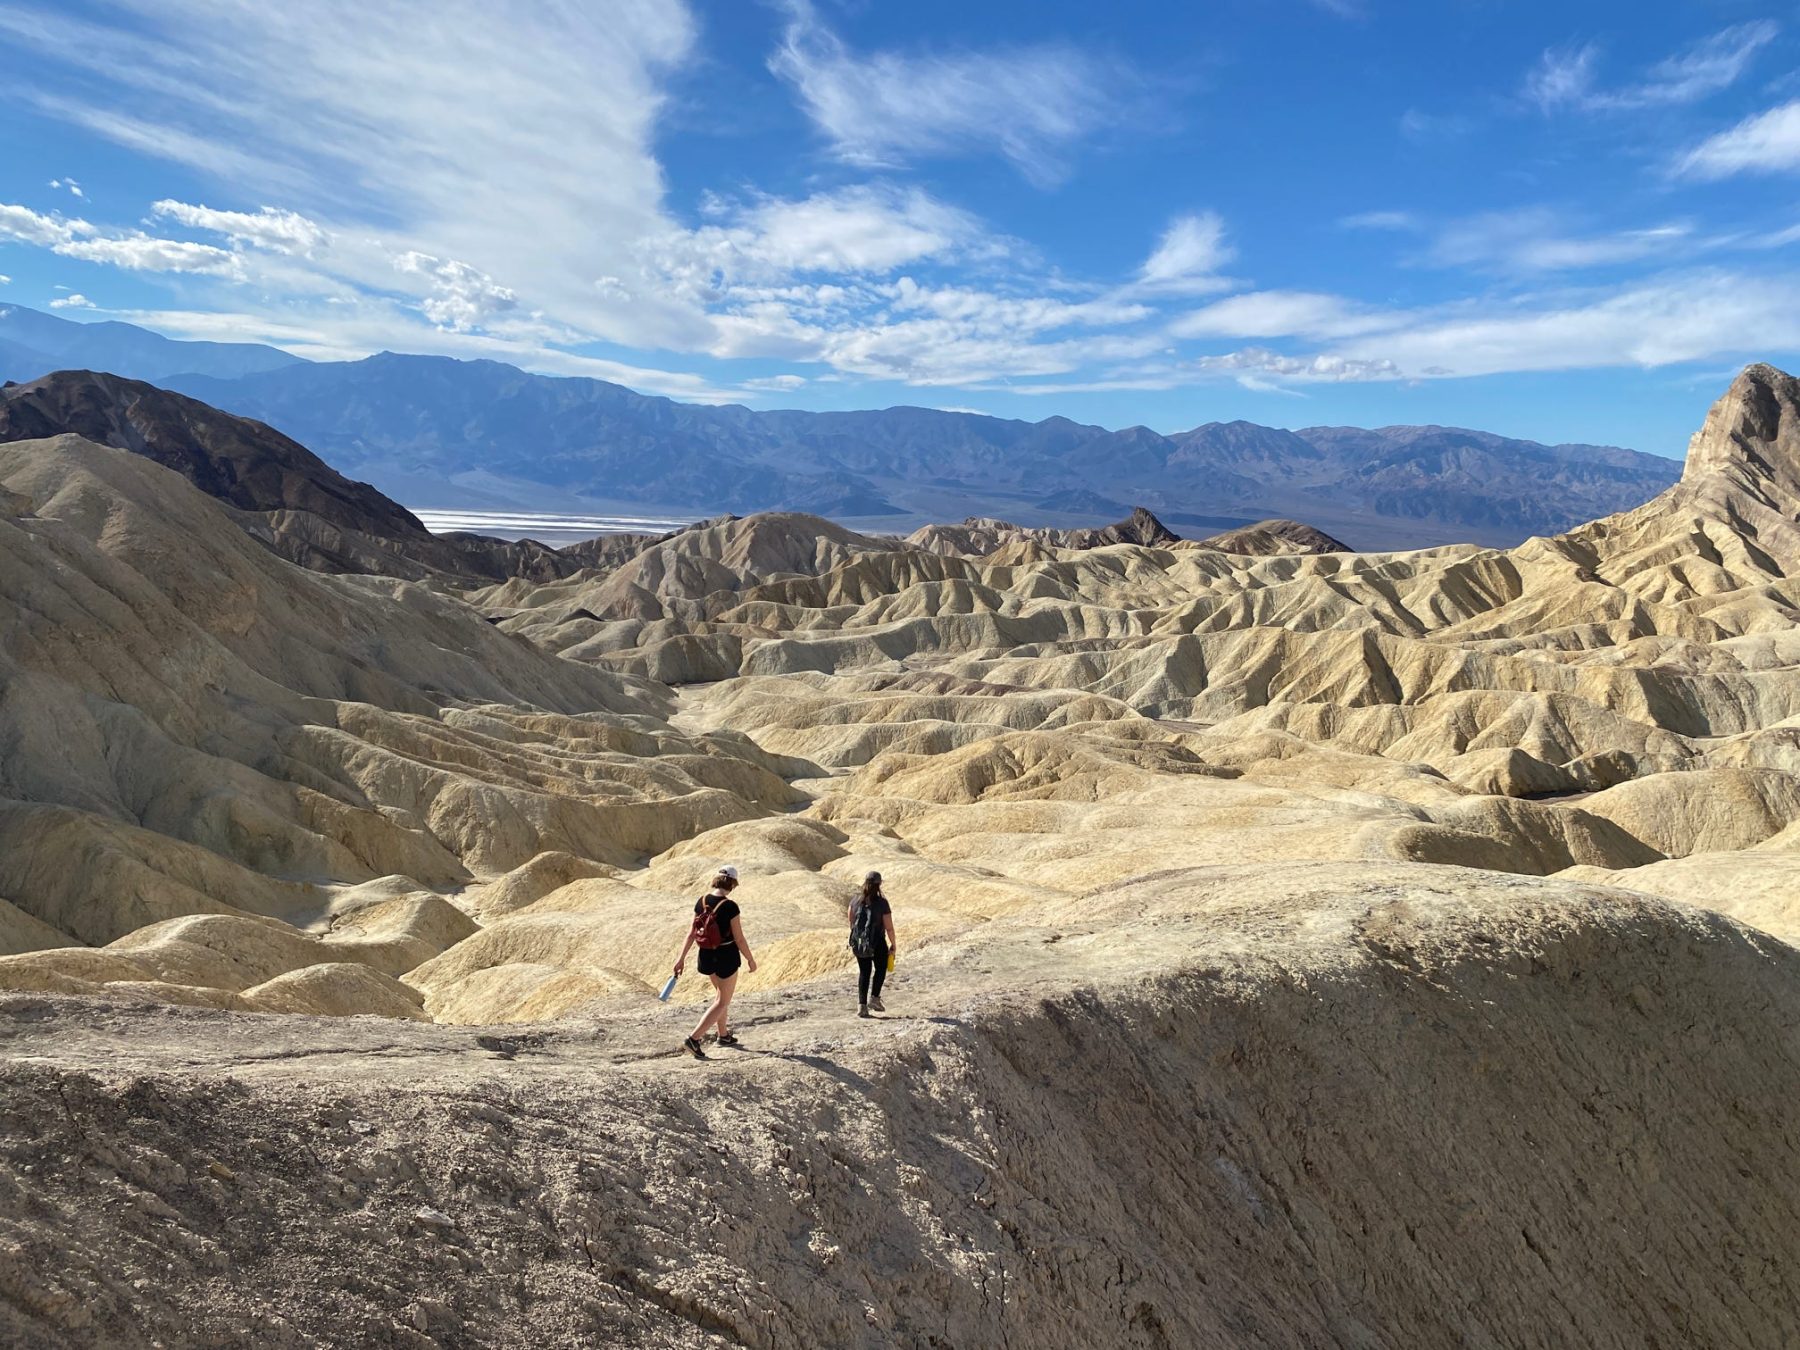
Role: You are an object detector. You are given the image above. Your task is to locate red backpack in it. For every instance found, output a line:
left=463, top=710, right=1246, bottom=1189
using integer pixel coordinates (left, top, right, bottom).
left=691, top=895, right=728, bottom=950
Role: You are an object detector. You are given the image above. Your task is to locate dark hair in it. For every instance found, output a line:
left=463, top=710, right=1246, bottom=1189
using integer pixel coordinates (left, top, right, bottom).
left=861, top=874, right=883, bottom=904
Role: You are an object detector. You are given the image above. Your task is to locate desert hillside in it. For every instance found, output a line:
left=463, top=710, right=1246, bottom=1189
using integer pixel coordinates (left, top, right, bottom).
left=3, top=365, right=1800, bottom=1345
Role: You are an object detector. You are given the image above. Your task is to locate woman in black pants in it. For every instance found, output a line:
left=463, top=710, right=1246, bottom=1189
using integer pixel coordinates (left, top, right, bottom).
left=849, top=871, right=897, bottom=1017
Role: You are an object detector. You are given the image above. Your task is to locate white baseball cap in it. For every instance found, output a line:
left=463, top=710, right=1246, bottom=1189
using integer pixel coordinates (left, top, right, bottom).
left=719, top=865, right=739, bottom=880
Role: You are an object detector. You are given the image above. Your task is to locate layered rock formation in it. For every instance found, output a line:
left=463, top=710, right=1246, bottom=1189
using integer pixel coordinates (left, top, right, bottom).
left=3, top=365, right=1799, bottom=1346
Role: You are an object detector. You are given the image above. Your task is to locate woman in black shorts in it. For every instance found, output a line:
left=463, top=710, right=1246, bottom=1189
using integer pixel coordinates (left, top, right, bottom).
left=674, top=866, right=757, bottom=1059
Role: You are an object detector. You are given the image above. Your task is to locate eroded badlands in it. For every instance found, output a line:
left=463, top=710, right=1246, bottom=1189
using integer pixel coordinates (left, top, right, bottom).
left=4, top=366, right=1800, bottom=1345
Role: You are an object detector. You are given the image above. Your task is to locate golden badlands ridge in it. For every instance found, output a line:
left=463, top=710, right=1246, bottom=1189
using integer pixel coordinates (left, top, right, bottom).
left=4, top=366, right=1800, bottom=1345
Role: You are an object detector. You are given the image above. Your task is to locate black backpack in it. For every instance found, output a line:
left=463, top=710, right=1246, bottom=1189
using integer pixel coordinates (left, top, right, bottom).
left=849, top=900, right=882, bottom=959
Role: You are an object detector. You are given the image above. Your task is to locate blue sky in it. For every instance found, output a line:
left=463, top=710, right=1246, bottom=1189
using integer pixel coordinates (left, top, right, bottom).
left=5, top=1, right=1800, bottom=455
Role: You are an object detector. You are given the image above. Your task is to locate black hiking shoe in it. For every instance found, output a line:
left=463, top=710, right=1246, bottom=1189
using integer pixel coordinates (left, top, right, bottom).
left=715, top=1032, right=739, bottom=1046
left=683, top=1036, right=708, bottom=1059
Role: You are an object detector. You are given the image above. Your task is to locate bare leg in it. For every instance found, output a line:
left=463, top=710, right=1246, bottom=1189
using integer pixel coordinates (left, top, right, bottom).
left=689, top=973, right=737, bottom=1042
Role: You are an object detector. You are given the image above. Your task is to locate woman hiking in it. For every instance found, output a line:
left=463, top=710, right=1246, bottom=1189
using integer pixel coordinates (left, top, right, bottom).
left=674, top=866, right=757, bottom=1059
left=849, top=871, right=897, bottom=1017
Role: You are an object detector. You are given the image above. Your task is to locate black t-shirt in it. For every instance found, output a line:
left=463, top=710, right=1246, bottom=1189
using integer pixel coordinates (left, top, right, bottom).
left=695, top=894, right=740, bottom=945
left=853, top=895, right=890, bottom=946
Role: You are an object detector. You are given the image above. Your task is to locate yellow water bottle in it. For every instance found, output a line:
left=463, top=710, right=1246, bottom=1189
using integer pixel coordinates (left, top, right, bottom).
left=886, top=950, right=896, bottom=973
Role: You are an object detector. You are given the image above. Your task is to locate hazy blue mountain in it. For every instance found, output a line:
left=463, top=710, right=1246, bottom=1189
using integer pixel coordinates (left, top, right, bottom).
left=0, top=304, right=304, bottom=383
left=0, top=304, right=1680, bottom=546
left=170, top=353, right=899, bottom=516
left=169, top=351, right=1680, bottom=547
left=0, top=337, right=49, bottom=383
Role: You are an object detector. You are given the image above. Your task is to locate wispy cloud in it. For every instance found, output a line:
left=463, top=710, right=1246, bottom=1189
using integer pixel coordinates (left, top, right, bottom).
left=1425, top=208, right=1692, bottom=273
left=768, top=0, right=1134, bottom=186
left=1011, top=263, right=1800, bottom=396
left=1526, top=22, right=1777, bottom=114
left=1133, top=213, right=1234, bottom=296
left=1332, top=270, right=1800, bottom=378
left=47, top=176, right=83, bottom=198
left=1169, top=291, right=1397, bottom=341
left=48, top=292, right=93, bottom=309
left=0, top=0, right=706, bottom=348
left=1676, top=100, right=1800, bottom=179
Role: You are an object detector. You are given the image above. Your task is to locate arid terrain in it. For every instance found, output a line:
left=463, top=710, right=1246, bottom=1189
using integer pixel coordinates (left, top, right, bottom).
left=4, top=364, right=1800, bottom=1346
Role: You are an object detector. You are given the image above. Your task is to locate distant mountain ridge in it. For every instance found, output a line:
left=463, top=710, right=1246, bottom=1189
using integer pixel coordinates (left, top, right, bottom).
left=4, top=371, right=1324, bottom=587
left=0, top=303, right=301, bottom=383
left=0, top=304, right=1681, bottom=548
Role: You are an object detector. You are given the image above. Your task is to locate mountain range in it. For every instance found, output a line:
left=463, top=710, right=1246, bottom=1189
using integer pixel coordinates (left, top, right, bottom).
left=0, top=370, right=1344, bottom=585
left=0, top=303, right=1681, bottom=549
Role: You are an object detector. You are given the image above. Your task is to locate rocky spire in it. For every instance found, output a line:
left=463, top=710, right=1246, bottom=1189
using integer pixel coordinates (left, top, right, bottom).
left=1682, top=362, right=1800, bottom=505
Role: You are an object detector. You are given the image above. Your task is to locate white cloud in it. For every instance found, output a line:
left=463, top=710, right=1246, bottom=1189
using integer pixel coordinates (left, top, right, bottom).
left=887, top=277, right=1151, bottom=332
left=1135, top=213, right=1234, bottom=296
left=1629, top=22, right=1778, bottom=106
left=742, top=374, right=807, bottom=392
left=813, top=322, right=1165, bottom=386
left=768, top=0, right=1131, bottom=186
left=0, top=202, right=75, bottom=246
left=0, top=275, right=10, bottom=286
left=1193, top=348, right=1400, bottom=384
left=48, top=292, right=94, bottom=309
left=1426, top=208, right=1691, bottom=273
left=1677, top=100, right=1800, bottom=180
left=1138, top=266, right=1800, bottom=392
left=151, top=200, right=326, bottom=255
left=1527, top=23, right=1776, bottom=114
left=394, top=251, right=517, bottom=331
left=1169, top=291, right=1397, bottom=340
left=1, top=0, right=705, bottom=348
left=664, top=186, right=984, bottom=292
left=0, top=200, right=239, bottom=274
left=1523, top=43, right=1601, bottom=113
left=58, top=233, right=239, bottom=274
left=1333, top=270, right=1800, bottom=378
left=48, top=177, right=84, bottom=198
left=704, top=263, right=1163, bottom=384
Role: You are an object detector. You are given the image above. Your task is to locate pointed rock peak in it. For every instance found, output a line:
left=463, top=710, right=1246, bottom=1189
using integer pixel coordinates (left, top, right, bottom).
left=1684, top=362, right=1800, bottom=498
left=1111, top=506, right=1175, bottom=545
